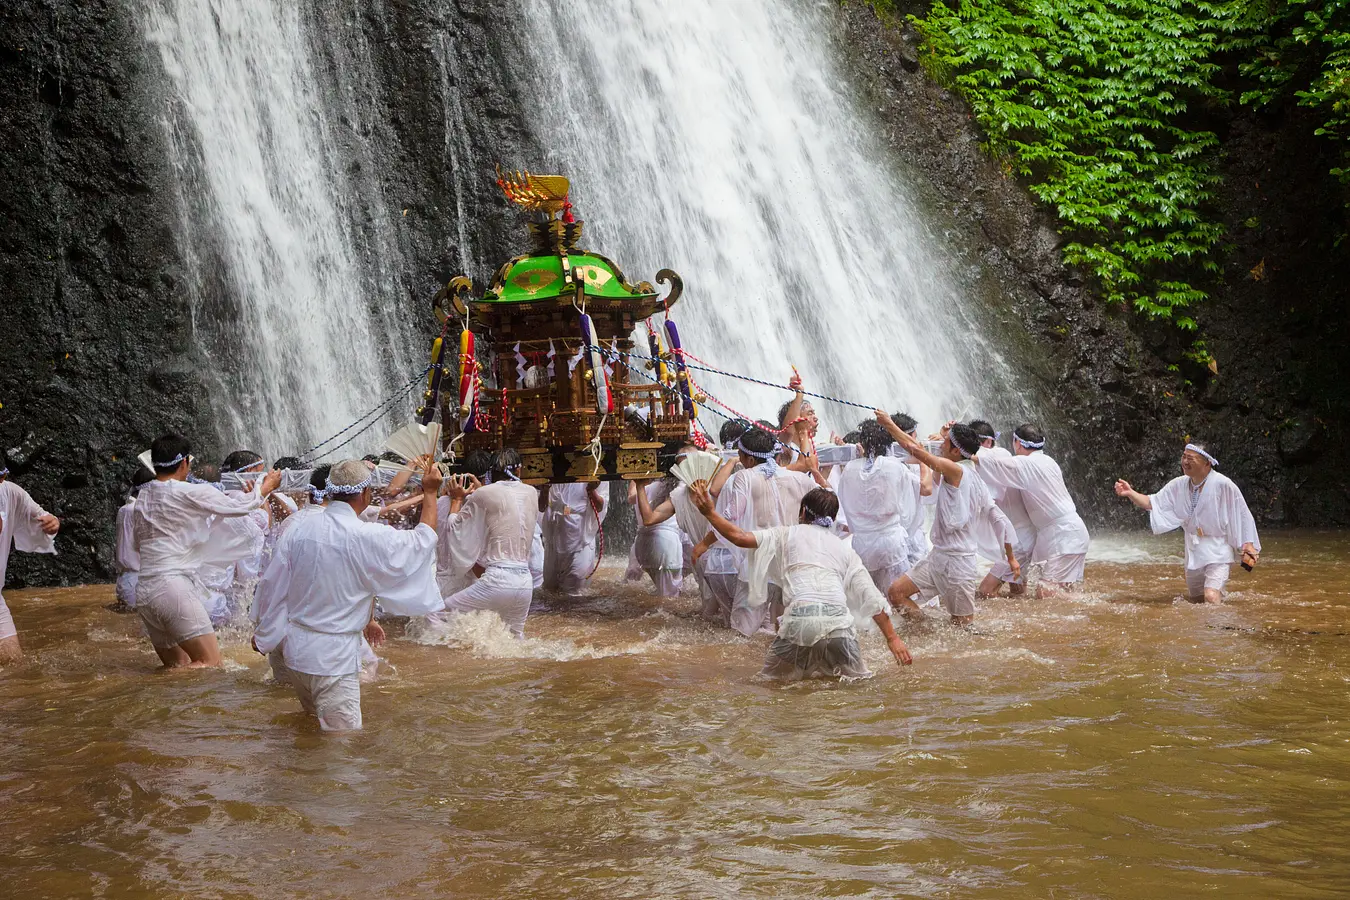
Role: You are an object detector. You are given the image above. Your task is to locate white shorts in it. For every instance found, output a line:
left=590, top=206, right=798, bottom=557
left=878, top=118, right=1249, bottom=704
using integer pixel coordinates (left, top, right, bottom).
left=868, top=560, right=911, bottom=595
left=988, top=530, right=1036, bottom=584
left=0, top=594, right=16, bottom=641
left=440, top=565, right=535, bottom=637
left=542, top=545, right=598, bottom=596
left=1040, top=552, right=1087, bottom=586
left=702, top=571, right=737, bottom=626
left=1185, top=564, right=1230, bottom=598
left=907, top=552, right=979, bottom=618
left=136, top=575, right=214, bottom=649
left=291, top=671, right=362, bottom=731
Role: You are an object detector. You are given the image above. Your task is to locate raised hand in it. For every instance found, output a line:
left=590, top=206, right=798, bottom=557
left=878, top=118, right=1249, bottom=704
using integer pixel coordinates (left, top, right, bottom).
left=422, top=459, right=444, bottom=496
left=689, top=479, right=714, bottom=515
left=1113, top=479, right=1133, bottom=497
left=38, top=514, right=60, bottom=536
left=260, top=470, right=283, bottom=496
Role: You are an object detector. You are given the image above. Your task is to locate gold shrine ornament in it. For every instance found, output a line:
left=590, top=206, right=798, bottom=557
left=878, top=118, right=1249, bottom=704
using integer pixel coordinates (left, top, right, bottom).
left=496, top=165, right=571, bottom=217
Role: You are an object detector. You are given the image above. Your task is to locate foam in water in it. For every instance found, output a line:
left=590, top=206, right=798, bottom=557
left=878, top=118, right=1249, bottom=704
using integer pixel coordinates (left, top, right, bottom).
left=141, top=0, right=416, bottom=454
left=510, top=0, right=1031, bottom=432
left=405, top=609, right=666, bottom=661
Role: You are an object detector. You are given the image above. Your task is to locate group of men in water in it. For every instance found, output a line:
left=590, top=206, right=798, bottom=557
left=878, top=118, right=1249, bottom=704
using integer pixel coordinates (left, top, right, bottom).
left=0, top=384, right=1263, bottom=731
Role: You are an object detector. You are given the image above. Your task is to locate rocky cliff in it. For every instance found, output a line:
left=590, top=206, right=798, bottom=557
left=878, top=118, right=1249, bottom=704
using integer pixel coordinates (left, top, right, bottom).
left=2, top=0, right=1345, bottom=587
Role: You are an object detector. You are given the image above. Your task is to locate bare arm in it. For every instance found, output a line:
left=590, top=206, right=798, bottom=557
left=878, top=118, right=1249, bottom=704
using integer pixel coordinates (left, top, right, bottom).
left=877, top=410, right=962, bottom=485
left=635, top=482, right=675, bottom=527
left=709, top=458, right=736, bottom=497
left=1114, top=479, right=1152, bottom=510
left=917, top=459, right=934, bottom=497
left=385, top=455, right=429, bottom=497
left=872, top=611, right=912, bottom=666
left=418, top=461, right=443, bottom=530
left=689, top=481, right=758, bottom=549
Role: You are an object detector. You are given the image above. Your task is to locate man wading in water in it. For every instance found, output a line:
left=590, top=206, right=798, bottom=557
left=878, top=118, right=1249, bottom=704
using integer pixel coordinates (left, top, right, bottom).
left=690, top=482, right=912, bottom=681
left=1114, top=442, right=1260, bottom=603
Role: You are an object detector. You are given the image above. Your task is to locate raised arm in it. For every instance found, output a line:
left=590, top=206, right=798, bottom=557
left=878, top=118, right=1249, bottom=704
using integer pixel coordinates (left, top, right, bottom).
left=709, top=457, right=736, bottom=497
left=876, top=410, right=962, bottom=485
left=635, top=480, right=676, bottom=527
left=689, top=481, right=758, bottom=549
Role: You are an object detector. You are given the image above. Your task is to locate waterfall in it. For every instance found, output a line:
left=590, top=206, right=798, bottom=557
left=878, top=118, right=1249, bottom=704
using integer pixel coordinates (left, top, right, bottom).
left=141, top=0, right=417, bottom=457
left=509, top=0, right=1028, bottom=435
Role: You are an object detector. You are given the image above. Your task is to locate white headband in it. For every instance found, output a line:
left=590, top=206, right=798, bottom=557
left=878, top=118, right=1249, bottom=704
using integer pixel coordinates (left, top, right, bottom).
left=1014, top=435, right=1045, bottom=450
left=1184, top=443, right=1218, bottom=467
left=153, top=453, right=188, bottom=470
left=325, top=474, right=373, bottom=495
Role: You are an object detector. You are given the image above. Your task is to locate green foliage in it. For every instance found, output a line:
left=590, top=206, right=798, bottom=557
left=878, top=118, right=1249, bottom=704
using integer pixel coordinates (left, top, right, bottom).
left=1234, top=0, right=1350, bottom=184
left=910, top=0, right=1243, bottom=325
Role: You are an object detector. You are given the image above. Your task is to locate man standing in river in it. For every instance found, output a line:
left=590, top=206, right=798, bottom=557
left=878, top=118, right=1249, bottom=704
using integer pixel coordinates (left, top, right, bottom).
left=1114, top=442, right=1260, bottom=603
left=0, top=453, right=61, bottom=663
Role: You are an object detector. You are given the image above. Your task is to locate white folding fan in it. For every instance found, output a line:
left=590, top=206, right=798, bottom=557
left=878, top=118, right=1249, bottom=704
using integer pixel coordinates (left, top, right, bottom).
left=384, top=421, right=442, bottom=463
left=669, top=450, right=722, bottom=486
left=137, top=449, right=155, bottom=473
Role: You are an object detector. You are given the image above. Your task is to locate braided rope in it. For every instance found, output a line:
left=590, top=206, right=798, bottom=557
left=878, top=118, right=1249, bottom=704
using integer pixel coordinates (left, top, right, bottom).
left=300, top=372, right=427, bottom=465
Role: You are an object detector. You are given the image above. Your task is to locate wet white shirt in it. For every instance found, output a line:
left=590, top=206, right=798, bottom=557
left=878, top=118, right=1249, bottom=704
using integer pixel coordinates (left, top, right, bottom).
left=0, top=480, right=56, bottom=598
left=253, top=502, right=438, bottom=676
left=545, top=482, right=610, bottom=553
left=714, top=464, right=817, bottom=574
left=837, top=456, right=920, bottom=570
left=737, top=524, right=888, bottom=642
left=131, top=479, right=267, bottom=577
left=1149, top=471, right=1260, bottom=568
left=440, top=481, right=538, bottom=572
left=115, top=499, right=139, bottom=574
left=930, top=462, right=1014, bottom=559
left=975, top=450, right=1089, bottom=559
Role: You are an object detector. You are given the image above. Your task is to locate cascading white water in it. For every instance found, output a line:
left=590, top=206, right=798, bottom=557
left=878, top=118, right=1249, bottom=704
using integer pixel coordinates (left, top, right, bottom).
left=511, top=0, right=1029, bottom=435
left=142, top=0, right=417, bottom=457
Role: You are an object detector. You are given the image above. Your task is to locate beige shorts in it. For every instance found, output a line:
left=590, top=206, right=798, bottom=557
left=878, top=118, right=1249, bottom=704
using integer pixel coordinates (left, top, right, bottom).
left=1040, top=553, right=1087, bottom=586
left=908, top=552, right=979, bottom=617
left=135, top=575, right=214, bottom=649
left=291, top=671, right=363, bottom=731
left=1185, top=564, right=1230, bottom=598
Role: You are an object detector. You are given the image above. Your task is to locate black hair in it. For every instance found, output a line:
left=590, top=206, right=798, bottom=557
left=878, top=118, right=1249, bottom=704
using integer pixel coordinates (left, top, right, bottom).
left=890, top=412, right=918, bottom=435
left=273, top=456, right=303, bottom=470
left=777, top=398, right=814, bottom=427
left=490, top=448, right=522, bottom=483
left=221, top=449, right=263, bottom=473
left=857, top=419, right=892, bottom=459
left=949, top=423, right=982, bottom=458
left=719, top=418, right=749, bottom=446
left=1013, top=423, right=1045, bottom=447
left=362, top=454, right=382, bottom=465
left=738, top=424, right=778, bottom=462
left=192, top=462, right=221, bottom=482
left=800, top=488, right=840, bottom=523
left=380, top=450, right=407, bottom=464
left=968, top=420, right=997, bottom=444
left=151, top=433, right=192, bottom=472
left=131, top=467, right=155, bottom=489
left=309, top=464, right=331, bottom=492
left=842, top=429, right=862, bottom=445
left=463, top=449, right=493, bottom=477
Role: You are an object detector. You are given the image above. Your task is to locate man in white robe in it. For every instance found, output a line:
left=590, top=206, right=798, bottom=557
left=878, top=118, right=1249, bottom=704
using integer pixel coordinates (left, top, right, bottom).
left=1115, top=442, right=1260, bottom=603
left=0, top=458, right=61, bottom=663
left=836, top=419, right=931, bottom=592
left=625, top=477, right=685, bottom=598
left=114, top=468, right=154, bottom=610
left=433, top=450, right=539, bottom=637
left=132, top=434, right=282, bottom=667
left=691, top=481, right=912, bottom=679
left=542, top=481, right=610, bottom=596
left=877, top=415, right=1019, bottom=625
left=692, top=424, right=818, bottom=634
left=974, top=423, right=1091, bottom=597
left=968, top=421, right=1037, bottom=598
left=253, top=459, right=442, bottom=730
left=636, top=446, right=720, bottom=619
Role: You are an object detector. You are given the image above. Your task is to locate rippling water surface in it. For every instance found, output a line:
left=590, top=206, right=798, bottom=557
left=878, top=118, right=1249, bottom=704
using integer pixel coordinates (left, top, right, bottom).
left=3, top=531, right=1349, bottom=898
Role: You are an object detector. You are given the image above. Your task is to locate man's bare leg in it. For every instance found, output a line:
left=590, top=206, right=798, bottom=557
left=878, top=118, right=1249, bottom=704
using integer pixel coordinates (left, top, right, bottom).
left=180, top=633, right=223, bottom=667
left=1036, top=582, right=1076, bottom=600
left=977, top=573, right=1003, bottom=600
left=0, top=635, right=23, bottom=665
left=155, top=644, right=192, bottom=667
left=1203, top=587, right=1223, bottom=605
left=1008, top=582, right=1026, bottom=596
left=886, top=575, right=924, bottom=619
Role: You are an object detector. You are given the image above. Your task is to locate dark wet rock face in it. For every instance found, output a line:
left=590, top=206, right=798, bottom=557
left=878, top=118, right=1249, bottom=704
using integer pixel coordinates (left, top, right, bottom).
left=3, top=1, right=1347, bottom=586
left=838, top=2, right=1350, bottom=528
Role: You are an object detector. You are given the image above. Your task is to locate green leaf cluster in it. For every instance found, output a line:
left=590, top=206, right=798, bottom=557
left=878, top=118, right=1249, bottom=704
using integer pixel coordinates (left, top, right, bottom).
left=910, top=0, right=1243, bottom=327
left=1233, top=1, right=1350, bottom=183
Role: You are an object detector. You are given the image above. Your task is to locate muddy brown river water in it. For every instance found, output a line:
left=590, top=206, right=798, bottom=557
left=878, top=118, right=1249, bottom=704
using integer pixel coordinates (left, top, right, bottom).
left=2, top=530, right=1348, bottom=899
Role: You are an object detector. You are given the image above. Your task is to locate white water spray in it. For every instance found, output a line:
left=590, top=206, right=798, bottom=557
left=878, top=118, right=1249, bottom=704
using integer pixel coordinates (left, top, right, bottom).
left=512, top=0, right=1027, bottom=433
left=142, top=0, right=416, bottom=455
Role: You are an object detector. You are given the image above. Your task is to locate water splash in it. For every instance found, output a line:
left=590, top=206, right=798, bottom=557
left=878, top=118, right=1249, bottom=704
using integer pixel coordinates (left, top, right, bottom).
left=140, top=0, right=416, bottom=455
left=509, top=0, right=1031, bottom=433
left=405, top=609, right=668, bottom=661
